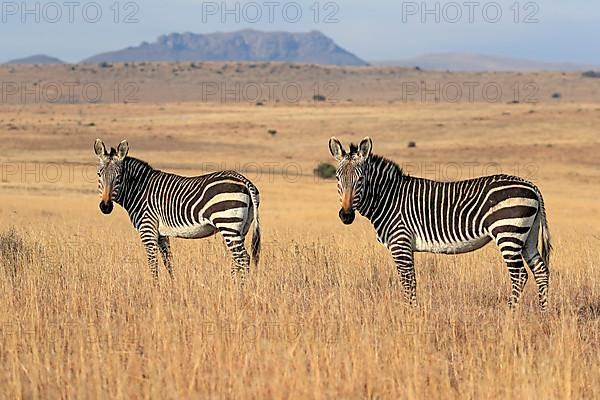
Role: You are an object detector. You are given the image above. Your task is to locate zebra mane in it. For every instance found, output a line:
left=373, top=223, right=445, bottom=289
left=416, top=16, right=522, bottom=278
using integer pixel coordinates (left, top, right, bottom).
left=123, top=156, right=155, bottom=171
left=347, top=142, right=406, bottom=176
left=107, top=147, right=154, bottom=172
left=368, top=154, right=406, bottom=177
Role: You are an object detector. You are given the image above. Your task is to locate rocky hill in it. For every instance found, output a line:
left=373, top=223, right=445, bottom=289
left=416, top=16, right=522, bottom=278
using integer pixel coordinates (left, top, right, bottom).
left=6, top=54, right=65, bottom=65
left=82, top=29, right=367, bottom=66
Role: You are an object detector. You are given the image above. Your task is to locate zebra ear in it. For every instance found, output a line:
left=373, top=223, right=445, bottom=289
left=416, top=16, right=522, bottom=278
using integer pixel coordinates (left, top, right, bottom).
left=94, top=139, right=107, bottom=159
left=329, top=137, right=346, bottom=161
left=358, top=137, right=372, bottom=158
left=117, top=140, right=129, bottom=159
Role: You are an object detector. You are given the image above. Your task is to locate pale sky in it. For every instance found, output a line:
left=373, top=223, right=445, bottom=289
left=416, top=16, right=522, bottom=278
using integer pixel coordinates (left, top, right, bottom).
left=1, top=0, right=598, bottom=64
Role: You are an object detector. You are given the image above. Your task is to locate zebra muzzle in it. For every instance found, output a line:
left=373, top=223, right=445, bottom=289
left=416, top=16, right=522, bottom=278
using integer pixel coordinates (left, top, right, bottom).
left=339, top=208, right=355, bottom=225
left=99, top=200, right=114, bottom=214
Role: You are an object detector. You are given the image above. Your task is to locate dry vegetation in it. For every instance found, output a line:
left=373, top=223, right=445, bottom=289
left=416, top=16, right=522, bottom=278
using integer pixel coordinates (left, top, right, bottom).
left=0, top=63, right=599, bottom=398
left=2, top=61, right=600, bottom=104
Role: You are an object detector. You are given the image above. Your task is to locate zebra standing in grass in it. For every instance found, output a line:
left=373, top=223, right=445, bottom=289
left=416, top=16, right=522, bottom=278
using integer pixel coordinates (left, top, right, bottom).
left=94, top=139, right=260, bottom=279
left=329, top=137, right=551, bottom=310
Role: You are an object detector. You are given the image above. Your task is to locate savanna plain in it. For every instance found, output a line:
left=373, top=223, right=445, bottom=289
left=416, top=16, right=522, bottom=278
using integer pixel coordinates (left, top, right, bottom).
left=0, top=63, right=599, bottom=398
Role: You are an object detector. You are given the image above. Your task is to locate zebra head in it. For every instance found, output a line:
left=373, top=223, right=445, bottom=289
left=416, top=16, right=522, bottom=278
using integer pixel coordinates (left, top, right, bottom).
left=94, top=139, right=129, bottom=215
left=329, top=137, right=373, bottom=225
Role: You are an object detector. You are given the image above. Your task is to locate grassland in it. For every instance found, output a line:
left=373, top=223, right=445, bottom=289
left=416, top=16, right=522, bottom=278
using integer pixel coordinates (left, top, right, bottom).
left=0, top=64, right=600, bottom=398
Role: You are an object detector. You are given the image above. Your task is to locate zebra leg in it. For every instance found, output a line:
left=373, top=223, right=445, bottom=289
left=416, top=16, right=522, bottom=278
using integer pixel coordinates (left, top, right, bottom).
left=139, top=228, right=160, bottom=280
left=389, top=233, right=417, bottom=306
left=221, top=233, right=251, bottom=279
left=522, top=220, right=549, bottom=310
left=158, top=236, right=174, bottom=279
left=523, top=251, right=549, bottom=311
left=501, top=251, right=528, bottom=308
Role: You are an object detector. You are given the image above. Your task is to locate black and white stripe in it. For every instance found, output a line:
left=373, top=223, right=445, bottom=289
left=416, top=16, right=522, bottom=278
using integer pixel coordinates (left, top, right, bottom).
left=330, top=137, right=551, bottom=310
left=95, top=139, right=260, bottom=279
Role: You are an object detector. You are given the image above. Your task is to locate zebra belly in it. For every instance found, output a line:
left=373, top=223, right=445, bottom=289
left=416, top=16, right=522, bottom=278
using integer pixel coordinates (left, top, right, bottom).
left=158, top=220, right=217, bottom=239
left=413, top=235, right=492, bottom=254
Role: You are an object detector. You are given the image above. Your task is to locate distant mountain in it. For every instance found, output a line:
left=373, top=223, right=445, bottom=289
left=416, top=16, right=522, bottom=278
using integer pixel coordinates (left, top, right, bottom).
left=82, top=29, right=367, bottom=66
left=5, top=54, right=65, bottom=65
left=376, top=53, right=596, bottom=72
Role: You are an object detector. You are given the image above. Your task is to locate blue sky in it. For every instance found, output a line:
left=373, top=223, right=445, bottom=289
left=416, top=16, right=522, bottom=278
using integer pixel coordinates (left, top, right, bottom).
left=1, top=0, right=598, bottom=64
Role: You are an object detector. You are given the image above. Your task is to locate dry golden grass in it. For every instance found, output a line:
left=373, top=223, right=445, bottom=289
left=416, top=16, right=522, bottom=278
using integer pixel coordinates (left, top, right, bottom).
left=0, top=97, right=599, bottom=398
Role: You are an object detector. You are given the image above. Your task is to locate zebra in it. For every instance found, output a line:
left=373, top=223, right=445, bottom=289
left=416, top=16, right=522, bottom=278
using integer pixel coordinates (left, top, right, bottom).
left=94, top=139, right=260, bottom=279
left=329, top=137, right=551, bottom=310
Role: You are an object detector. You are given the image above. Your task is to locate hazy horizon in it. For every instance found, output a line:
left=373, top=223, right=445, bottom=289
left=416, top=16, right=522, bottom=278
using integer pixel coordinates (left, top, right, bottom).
left=1, top=0, right=599, bottom=64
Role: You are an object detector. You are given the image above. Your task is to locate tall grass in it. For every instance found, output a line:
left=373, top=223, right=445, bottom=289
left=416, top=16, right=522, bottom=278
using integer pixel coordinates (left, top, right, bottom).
left=0, top=226, right=598, bottom=398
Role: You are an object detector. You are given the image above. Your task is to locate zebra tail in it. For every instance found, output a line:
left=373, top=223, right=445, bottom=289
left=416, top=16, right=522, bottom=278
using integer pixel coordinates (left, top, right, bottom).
left=247, top=183, right=261, bottom=266
left=539, top=192, right=552, bottom=270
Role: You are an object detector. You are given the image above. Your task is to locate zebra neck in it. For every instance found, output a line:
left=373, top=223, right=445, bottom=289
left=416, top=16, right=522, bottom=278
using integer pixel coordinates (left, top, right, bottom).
left=358, top=156, right=406, bottom=220
left=117, top=157, right=156, bottom=217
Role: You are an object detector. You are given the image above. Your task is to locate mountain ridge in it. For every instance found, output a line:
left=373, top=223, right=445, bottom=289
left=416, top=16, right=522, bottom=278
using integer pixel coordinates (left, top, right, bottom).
left=6, top=54, right=65, bottom=65
left=81, top=29, right=367, bottom=66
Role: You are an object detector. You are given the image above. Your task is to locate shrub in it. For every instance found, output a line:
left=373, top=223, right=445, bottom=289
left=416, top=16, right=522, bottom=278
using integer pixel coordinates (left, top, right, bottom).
left=313, top=94, right=327, bottom=102
left=552, top=92, right=561, bottom=99
left=408, top=141, right=417, bottom=148
left=314, top=163, right=337, bottom=179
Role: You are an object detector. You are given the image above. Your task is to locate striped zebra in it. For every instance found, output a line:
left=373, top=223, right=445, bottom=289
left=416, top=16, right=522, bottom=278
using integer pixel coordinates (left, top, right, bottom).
left=329, top=137, right=551, bottom=310
left=94, top=139, right=260, bottom=279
